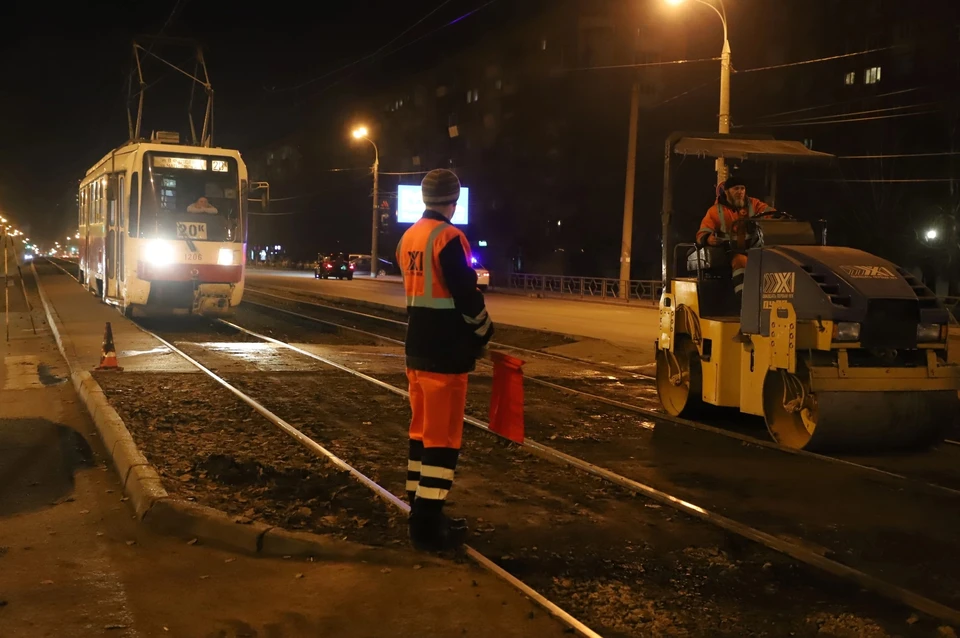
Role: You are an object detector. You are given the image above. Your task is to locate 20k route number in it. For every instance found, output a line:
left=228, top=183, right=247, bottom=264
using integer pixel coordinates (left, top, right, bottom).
left=176, top=221, right=208, bottom=240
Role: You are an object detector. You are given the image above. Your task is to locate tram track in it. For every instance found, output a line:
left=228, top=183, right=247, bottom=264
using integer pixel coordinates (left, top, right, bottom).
left=243, top=285, right=960, bottom=498
left=38, top=260, right=960, bottom=631
left=138, top=304, right=960, bottom=628
left=123, top=310, right=957, bottom=633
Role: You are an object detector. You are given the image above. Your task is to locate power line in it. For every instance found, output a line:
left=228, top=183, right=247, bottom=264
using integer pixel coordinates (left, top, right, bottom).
left=737, top=45, right=900, bottom=74
left=839, top=151, right=960, bottom=159
left=286, top=0, right=502, bottom=102
left=760, top=101, right=940, bottom=126
left=736, top=108, right=939, bottom=128
left=269, top=0, right=459, bottom=93
left=810, top=178, right=957, bottom=183
left=755, top=86, right=929, bottom=121
left=568, top=56, right=720, bottom=72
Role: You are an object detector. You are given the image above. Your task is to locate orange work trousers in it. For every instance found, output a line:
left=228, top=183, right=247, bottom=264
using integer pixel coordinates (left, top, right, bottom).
left=406, top=369, right=469, bottom=449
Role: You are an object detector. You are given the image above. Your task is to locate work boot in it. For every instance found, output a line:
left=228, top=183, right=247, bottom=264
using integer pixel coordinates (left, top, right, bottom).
left=409, top=502, right=468, bottom=552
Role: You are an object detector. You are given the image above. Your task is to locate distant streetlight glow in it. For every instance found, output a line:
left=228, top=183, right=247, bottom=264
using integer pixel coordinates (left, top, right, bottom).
left=350, top=125, right=381, bottom=278
left=925, top=229, right=938, bottom=241
left=665, top=0, right=730, bottom=184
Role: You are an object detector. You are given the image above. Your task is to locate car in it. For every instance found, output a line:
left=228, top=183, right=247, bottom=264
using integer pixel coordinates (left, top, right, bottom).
left=349, top=254, right=401, bottom=277
left=471, top=256, right=490, bottom=291
left=315, top=252, right=354, bottom=280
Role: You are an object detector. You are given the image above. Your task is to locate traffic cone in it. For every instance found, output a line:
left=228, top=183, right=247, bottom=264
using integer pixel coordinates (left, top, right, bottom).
left=95, top=322, right=124, bottom=371
left=489, top=350, right=525, bottom=444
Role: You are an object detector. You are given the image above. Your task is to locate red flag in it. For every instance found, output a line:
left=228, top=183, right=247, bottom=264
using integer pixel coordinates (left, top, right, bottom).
left=489, top=351, right=525, bottom=444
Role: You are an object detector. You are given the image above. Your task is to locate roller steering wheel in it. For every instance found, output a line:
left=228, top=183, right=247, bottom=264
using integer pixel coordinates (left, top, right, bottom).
left=753, top=210, right=795, bottom=221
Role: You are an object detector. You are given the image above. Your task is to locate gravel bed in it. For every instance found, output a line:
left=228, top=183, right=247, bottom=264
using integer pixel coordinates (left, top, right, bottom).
left=95, top=372, right=407, bottom=547
left=188, top=366, right=934, bottom=637
left=217, top=304, right=960, bottom=613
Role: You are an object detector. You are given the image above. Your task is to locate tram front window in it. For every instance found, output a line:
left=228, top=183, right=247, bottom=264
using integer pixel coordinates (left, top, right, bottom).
left=141, top=153, right=241, bottom=242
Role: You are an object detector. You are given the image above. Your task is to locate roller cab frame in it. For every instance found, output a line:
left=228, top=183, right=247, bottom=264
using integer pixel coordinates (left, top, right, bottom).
left=656, top=132, right=960, bottom=452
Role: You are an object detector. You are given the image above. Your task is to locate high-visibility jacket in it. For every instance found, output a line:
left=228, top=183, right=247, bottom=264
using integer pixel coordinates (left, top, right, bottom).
left=696, top=196, right=773, bottom=251
left=397, top=209, right=493, bottom=374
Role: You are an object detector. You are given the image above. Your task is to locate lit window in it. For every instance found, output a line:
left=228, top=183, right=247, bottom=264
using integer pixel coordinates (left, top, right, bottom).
left=541, top=39, right=547, bottom=51
left=803, top=139, right=814, bottom=149
left=495, top=79, right=502, bottom=90
left=466, top=90, right=472, bottom=103
left=864, top=66, right=881, bottom=84
left=466, top=89, right=479, bottom=103
left=844, top=71, right=856, bottom=85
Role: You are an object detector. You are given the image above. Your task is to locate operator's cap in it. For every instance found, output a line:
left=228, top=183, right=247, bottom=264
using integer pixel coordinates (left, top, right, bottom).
left=723, top=173, right=747, bottom=190
left=421, top=169, right=461, bottom=206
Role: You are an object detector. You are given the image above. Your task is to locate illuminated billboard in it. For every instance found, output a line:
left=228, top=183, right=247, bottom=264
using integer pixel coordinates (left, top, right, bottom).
left=396, top=184, right=469, bottom=225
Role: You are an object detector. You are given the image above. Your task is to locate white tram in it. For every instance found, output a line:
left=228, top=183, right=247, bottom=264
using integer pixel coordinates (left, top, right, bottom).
left=78, top=131, right=266, bottom=317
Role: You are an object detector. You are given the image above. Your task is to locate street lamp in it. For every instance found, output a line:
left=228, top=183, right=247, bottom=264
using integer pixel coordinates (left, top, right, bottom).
left=925, top=228, right=939, bottom=241
left=666, top=0, right=731, bottom=184
left=351, top=126, right=380, bottom=278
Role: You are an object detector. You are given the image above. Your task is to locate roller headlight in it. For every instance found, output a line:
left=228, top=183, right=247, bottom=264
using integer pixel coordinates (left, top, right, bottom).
left=833, top=322, right=860, bottom=342
left=917, top=323, right=944, bottom=342
left=144, top=240, right=174, bottom=266
left=218, top=248, right=235, bottom=266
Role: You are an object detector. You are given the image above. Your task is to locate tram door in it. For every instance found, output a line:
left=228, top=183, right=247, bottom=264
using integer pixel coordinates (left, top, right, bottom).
left=105, top=174, right=123, bottom=299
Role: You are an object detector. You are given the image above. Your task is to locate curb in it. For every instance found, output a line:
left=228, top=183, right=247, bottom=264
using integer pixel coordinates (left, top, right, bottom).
left=32, top=262, right=404, bottom=561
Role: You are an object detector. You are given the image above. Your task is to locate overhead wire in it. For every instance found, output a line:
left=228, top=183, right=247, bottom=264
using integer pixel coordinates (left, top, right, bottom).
left=736, top=108, right=940, bottom=128
left=839, top=151, right=960, bottom=159
left=754, top=101, right=941, bottom=126
left=269, top=0, right=459, bottom=93
left=736, top=45, right=900, bottom=74
left=755, top=86, right=930, bottom=121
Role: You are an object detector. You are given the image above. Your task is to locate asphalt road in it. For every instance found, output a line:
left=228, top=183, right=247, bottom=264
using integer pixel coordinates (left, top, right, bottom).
left=246, top=269, right=661, bottom=351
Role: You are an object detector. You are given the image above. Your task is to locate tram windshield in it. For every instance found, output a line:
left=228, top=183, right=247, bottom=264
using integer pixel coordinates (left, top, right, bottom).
left=141, top=152, right=241, bottom=242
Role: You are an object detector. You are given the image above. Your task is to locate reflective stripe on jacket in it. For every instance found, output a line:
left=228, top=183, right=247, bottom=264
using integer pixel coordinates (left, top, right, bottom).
left=398, top=209, right=493, bottom=374
left=696, top=196, right=770, bottom=247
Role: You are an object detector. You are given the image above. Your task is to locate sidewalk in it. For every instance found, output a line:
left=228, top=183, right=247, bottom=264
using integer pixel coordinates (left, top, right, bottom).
left=0, top=260, right=570, bottom=637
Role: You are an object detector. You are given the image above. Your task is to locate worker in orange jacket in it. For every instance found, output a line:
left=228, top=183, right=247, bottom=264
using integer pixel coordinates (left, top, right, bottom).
left=696, top=174, right=775, bottom=301
left=397, top=168, right=494, bottom=552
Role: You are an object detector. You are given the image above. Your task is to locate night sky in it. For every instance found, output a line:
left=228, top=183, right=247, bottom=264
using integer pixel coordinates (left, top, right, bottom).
left=0, top=0, right=474, bottom=244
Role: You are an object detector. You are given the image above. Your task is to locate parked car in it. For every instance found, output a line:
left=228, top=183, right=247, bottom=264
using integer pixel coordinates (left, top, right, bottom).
left=315, top=252, right=354, bottom=280
left=350, top=254, right=401, bottom=277
left=471, top=256, right=490, bottom=291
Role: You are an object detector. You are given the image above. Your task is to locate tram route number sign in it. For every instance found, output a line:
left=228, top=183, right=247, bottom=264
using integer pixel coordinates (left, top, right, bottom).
left=176, top=221, right=208, bottom=240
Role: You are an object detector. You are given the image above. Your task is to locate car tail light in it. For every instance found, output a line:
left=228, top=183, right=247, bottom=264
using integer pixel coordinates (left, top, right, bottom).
left=349, top=263, right=355, bottom=270
left=325, top=263, right=332, bottom=269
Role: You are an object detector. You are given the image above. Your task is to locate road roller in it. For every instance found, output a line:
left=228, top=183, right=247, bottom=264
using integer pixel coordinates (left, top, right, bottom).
left=655, top=132, right=960, bottom=452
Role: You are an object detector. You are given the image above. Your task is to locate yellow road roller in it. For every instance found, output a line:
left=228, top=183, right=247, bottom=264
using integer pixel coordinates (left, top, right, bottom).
left=655, top=133, right=960, bottom=451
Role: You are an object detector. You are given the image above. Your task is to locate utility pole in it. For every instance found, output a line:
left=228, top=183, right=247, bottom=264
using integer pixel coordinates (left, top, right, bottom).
left=619, top=75, right=641, bottom=300
left=371, top=153, right=380, bottom=278
left=717, top=35, right=732, bottom=184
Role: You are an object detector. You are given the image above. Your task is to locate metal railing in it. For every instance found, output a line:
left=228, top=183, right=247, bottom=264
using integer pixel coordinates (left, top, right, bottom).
left=504, top=273, right=661, bottom=304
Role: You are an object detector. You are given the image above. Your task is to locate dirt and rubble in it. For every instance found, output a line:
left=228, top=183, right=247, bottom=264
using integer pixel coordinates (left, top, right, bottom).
left=218, top=302, right=960, bottom=611
left=96, top=352, right=947, bottom=637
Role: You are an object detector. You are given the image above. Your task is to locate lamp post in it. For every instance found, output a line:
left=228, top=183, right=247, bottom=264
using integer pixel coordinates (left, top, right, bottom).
left=666, top=0, right=731, bottom=184
left=352, top=126, right=380, bottom=278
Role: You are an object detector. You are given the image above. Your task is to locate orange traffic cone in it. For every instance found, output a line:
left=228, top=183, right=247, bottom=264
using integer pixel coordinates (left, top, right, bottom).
left=489, top=351, right=525, bottom=444
left=95, top=322, right=124, bottom=371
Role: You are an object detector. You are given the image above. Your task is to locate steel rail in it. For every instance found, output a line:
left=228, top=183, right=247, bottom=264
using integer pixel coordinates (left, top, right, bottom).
left=240, top=291, right=960, bottom=500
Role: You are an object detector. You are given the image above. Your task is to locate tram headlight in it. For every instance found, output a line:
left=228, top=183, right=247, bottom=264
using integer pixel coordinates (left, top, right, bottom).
left=217, top=248, right=235, bottom=266
left=144, top=240, right=174, bottom=266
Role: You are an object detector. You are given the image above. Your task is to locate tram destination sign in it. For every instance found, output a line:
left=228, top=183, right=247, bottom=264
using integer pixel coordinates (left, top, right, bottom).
left=153, top=156, right=208, bottom=171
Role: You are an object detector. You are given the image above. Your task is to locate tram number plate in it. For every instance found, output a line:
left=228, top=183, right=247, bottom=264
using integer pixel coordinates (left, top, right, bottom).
left=177, top=222, right=208, bottom=240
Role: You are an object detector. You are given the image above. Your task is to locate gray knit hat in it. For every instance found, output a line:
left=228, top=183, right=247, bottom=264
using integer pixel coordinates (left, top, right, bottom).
left=421, top=169, right=461, bottom=206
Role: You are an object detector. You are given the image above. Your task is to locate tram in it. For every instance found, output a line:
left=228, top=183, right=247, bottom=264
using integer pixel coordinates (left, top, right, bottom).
left=78, top=131, right=267, bottom=317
